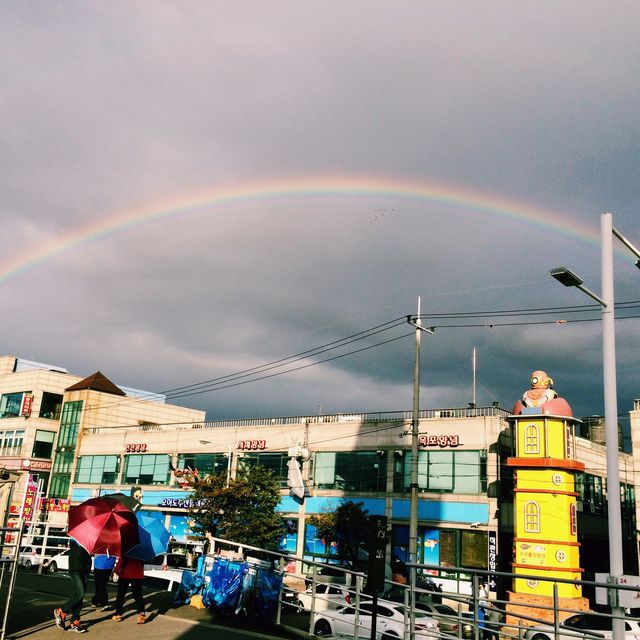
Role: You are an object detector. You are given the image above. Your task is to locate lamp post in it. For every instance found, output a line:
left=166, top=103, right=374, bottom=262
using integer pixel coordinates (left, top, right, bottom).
left=550, top=212, right=640, bottom=640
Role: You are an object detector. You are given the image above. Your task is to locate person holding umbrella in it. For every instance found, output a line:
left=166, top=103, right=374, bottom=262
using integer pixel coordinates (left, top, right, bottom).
left=111, top=556, right=147, bottom=624
left=53, top=539, right=92, bottom=633
left=91, top=553, right=116, bottom=609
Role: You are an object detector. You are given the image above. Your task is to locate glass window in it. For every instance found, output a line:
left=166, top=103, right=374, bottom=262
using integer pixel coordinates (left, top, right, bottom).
left=0, top=392, right=28, bottom=418
left=75, top=455, right=119, bottom=484
left=124, top=454, right=170, bottom=485
left=524, top=501, right=541, bottom=533
left=39, top=392, right=63, bottom=420
left=0, top=429, right=25, bottom=456
left=32, top=430, right=55, bottom=459
left=178, top=453, right=229, bottom=477
left=49, top=450, right=75, bottom=499
left=460, top=530, right=487, bottom=569
left=524, top=424, right=540, bottom=454
left=57, top=401, right=83, bottom=449
left=313, top=451, right=387, bottom=492
left=395, top=450, right=483, bottom=494
left=425, top=451, right=454, bottom=491
left=238, top=452, right=289, bottom=486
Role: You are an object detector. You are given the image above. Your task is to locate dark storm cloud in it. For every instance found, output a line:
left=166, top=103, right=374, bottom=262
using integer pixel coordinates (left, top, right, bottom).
left=1, top=1, right=639, bottom=421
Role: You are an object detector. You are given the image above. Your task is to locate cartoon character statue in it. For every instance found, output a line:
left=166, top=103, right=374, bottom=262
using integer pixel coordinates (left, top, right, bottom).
left=512, top=370, right=573, bottom=417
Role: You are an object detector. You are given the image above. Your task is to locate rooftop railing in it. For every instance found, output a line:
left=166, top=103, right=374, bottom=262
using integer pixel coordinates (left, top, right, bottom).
left=84, top=405, right=510, bottom=434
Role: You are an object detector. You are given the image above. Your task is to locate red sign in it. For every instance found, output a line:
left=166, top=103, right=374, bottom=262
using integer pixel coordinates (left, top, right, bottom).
left=20, top=393, right=33, bottom=417
left=237, top=439, right=266, bottom=450
left=125, top=443, right=147, bottom=453
left=419, top=434, right=461, bottom=447
left=22, top=475, right=38, bottom=521
left=46, top=498, right=70, bottom=513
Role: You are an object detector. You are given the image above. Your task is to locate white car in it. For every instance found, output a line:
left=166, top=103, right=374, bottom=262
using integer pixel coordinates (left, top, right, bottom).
left=297, top=583, right=355, bottom=612
left=414, top=601, right=474, bottom=638
left=523, top=613, right=640, bottom=640
left=143, top=552, right=194, bottom=591
left=19, top=546, right=52, bottom=570
left=313, top=600, right=439, bottom=638
left=46, top=548, right=95, bottom=573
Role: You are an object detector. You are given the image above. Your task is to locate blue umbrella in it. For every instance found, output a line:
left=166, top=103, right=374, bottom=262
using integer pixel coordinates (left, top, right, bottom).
left=125, top=512, right=170, bottom=561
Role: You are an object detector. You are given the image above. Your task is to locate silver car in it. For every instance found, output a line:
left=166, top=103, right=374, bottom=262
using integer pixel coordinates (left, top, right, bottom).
left=524, top=613, right=640, bottom=640
left=313, top=600, right=439, bottom=638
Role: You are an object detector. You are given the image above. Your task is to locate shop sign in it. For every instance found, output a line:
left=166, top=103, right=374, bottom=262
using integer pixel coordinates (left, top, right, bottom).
left=237, top=439, right=266, bottom=450
left=46, top=498, right=70, bottom=512
left=125, top=443, right=148, bottom=453
left=419, top=435, right=461, bottom=447
left=488, top=531, right=497, bottom=589
left=22, top=459, right=52, bottom=471
left=159, top=497, right=206, bottom=509
left=518, top=542, right=547, bottom=565
left=20, top=393, right=34, bottom=417
left=22, top=474, right=38, bottom=520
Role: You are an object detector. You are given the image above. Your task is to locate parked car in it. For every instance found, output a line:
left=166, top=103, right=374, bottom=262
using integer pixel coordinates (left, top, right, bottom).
left=313, top=600, right=439, bottom=638
left=414, top=601, right=474, bottom=638
left=19, top=545, right=52, bottom=570
left=296, top=583, right=355, bottom=612
left=143, top=552, right=194, bottom=591
left=523, top=613, right=640, bottom=640
left=46, top=548, right=96, bottom=573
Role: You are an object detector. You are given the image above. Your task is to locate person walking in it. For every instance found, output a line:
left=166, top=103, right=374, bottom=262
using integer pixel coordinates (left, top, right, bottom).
left=91, top=553, right=116, bottom=609
left=477, top=580, right=489, bottom=636
left=112, top=556, right=147, bottom=624
left=53, top=539, right=92, bottom=633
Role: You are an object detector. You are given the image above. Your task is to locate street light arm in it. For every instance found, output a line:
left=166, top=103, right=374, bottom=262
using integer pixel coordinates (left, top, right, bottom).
left=574, top=283, right=607, bottom=308
left=612, top=225, right=640, bottom=262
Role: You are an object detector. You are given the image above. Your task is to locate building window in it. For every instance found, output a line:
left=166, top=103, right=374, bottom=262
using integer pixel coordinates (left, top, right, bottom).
left=565, top=423, right=574, bottom=459
left=394, top=450, right=483, bottom=494
left=570, top=503, right=577, bottom=535
left=177, top=453, right=229, bottom=477
left=314, top=450, right=387, bottom=492
left=49, top=450, right=75, bottom=499
left=123, top=454, right=170, bottom=485
left=32, top=430, right=55, bottom=459
left=238, top=452, right=289, bottom=486
left=524, top=501, right=541, bottom=533
left=39, top=392, right=63, bottom=420
left=0, top=392, right=28, bottom=418
left=461, top=530, right=488, bottom=569
left=0, top=429, right=25, bottom=456
left=56, top=401, right=83, bottom=449
left=75, top=455, right=119, bottom=484
left=524, top=424, right=540, bottom=454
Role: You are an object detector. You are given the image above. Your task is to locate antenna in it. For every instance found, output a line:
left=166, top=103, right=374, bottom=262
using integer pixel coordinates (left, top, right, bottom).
left=472, top=347, right=477, bottom=406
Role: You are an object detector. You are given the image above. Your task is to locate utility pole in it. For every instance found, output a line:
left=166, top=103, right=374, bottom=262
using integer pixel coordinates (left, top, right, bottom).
left=407, top=298, right=433, bottom=640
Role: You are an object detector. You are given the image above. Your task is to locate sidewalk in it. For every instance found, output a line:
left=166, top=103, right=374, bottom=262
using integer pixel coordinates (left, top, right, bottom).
left=3, top=571, right=305, bottom=640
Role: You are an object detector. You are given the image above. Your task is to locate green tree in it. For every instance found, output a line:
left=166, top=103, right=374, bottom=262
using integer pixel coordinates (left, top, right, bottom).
left=308, top=499, right=370, bottom=567
left=188, top=465, right=284, bottom=551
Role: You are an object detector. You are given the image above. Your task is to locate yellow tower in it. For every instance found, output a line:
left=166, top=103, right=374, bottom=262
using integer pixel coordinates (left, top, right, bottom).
left=506, top=372, right=590, bottom=623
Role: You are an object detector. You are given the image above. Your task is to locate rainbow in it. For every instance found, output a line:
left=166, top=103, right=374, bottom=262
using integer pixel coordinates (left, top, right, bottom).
left=0, top=175, right=608, bottom=284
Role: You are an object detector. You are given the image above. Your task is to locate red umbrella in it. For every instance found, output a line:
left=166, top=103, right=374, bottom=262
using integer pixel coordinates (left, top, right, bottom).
left=67, top=497, right=139, bottom=556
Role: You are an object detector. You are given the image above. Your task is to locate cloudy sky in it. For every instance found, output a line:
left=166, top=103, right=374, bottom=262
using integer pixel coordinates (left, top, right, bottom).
left=2, top=2, right=639, bottom=427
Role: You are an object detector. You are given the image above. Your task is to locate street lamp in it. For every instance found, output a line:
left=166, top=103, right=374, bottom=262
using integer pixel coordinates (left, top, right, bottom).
left=549, top=212, right=640, bottom=640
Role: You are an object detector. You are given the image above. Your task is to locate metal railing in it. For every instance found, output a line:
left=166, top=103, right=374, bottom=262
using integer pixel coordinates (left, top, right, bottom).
left=84, top=405, right=510, bottom=434
left=203, top=536, right=640, bottom=640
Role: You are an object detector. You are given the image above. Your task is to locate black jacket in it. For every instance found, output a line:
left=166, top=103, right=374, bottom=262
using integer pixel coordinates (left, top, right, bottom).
left=68, top=539, right=92, bottom=573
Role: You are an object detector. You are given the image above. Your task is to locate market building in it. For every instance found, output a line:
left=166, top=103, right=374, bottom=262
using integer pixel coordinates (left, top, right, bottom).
left=1, top=355, right=637, bottom=599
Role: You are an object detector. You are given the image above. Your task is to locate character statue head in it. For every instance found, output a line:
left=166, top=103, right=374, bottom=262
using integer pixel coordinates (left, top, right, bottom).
left=512, top=369, right=572, bottom=417
left=530, top=370, right=553, bottom=390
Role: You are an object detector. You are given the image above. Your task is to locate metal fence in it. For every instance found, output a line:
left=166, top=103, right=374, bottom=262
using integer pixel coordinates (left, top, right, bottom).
left=208, top=536, right=640, bottom=640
